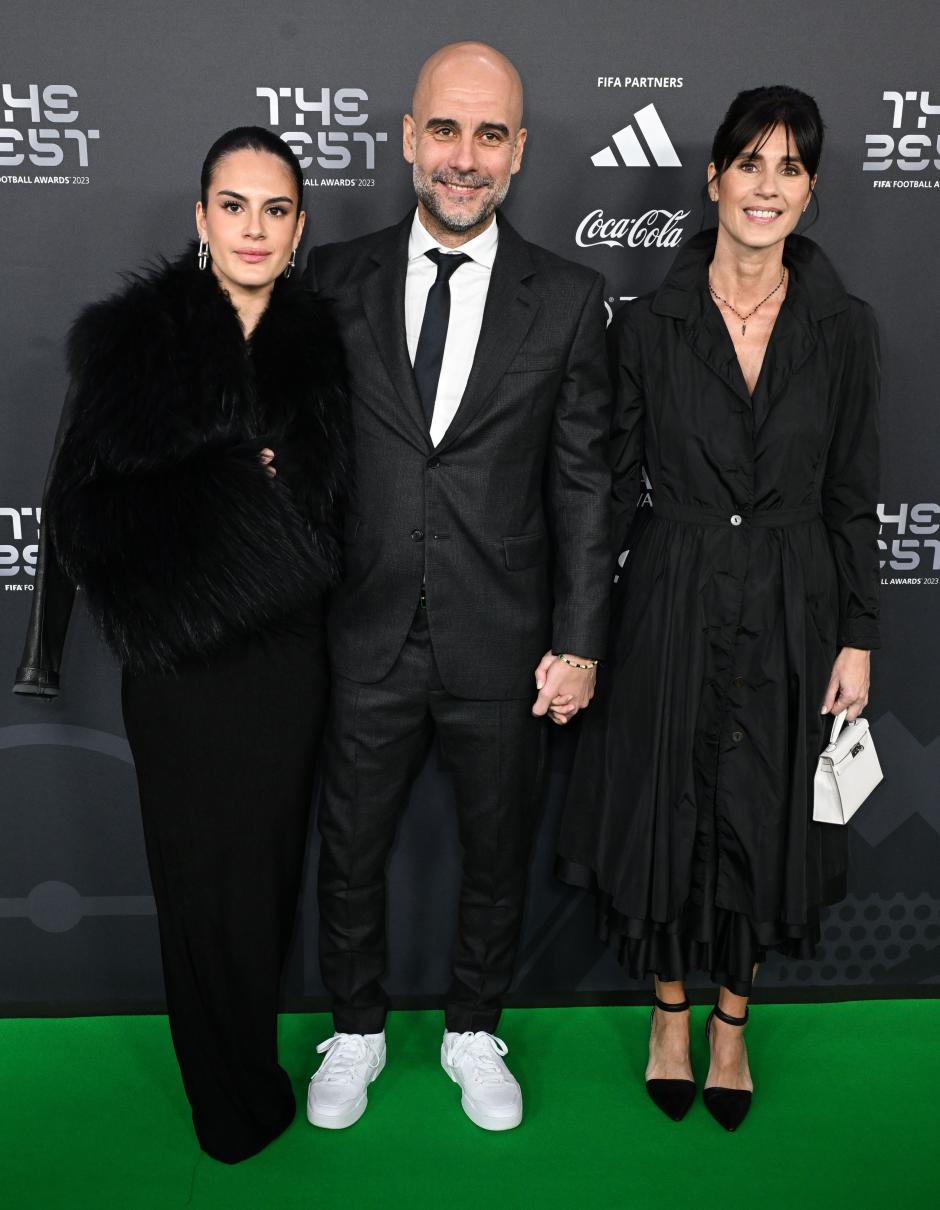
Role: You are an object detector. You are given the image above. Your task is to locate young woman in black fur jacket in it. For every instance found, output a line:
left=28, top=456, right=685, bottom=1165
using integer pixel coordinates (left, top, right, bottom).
left=14, top=126, right=349, bottom=1164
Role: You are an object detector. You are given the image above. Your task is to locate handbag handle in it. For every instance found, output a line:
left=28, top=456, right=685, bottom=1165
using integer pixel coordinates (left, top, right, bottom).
left=829, top=708, right=849, bottom=745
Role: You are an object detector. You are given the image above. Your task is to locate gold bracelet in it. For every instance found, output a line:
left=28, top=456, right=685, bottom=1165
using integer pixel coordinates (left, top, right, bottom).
left=558, top=653, right=598, bottom=670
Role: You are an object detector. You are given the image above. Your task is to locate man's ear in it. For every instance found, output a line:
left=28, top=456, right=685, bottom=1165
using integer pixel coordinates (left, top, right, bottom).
left=402, top=114, right=416, bottom=165
left=511, top=128, right=528, bottom=175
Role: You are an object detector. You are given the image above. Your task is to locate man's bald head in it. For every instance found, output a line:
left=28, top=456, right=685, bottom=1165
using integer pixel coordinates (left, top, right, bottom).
left=403, top=41, right=528, bottom=245
left=412, top=42, right=524, bottom=131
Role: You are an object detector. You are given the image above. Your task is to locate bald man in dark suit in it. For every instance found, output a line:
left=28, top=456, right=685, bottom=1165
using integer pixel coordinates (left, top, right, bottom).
left=305, top=41, right=611, bottom=1132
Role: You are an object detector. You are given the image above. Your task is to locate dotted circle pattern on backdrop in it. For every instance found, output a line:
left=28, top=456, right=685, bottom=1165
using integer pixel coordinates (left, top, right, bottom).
left=775, top=892, right=940, bottom=985
left=26, top=880, right=83, bottom=933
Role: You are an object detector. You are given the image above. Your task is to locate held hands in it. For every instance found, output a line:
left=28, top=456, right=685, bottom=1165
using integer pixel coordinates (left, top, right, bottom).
left=259, top=448, right=277, bottom=477
left=532, top=650, right=597, bottom=725
left=821, top=646, right=870, bottom=722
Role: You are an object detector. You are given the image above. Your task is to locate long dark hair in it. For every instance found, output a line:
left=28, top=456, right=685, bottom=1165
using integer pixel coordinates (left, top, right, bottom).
left=200, top=125, right=303, bottom=207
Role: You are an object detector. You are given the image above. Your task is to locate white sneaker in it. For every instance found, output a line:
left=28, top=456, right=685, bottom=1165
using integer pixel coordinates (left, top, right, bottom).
left=306, top=1031, right=386, bottom=1129
left=441, top=1030, right=523, bottom=1131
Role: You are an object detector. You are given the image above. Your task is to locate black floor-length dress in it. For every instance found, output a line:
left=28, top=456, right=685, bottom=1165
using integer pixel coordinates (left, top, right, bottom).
left=15, top=249, right=348, bottom=1162
left=122, top=610, right=326, bottom=1162
left=557, top=230, right=881, bottom=994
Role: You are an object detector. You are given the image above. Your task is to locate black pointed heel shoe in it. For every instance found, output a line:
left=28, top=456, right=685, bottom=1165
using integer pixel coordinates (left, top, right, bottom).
left=645, top=996, right=696, bottom=1122
left=703, top=1005, right=752, bottom=1132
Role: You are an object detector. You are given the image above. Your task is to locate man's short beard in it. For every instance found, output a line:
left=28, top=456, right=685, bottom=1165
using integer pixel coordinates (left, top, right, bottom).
left=413, top=165, right=511, bottom=233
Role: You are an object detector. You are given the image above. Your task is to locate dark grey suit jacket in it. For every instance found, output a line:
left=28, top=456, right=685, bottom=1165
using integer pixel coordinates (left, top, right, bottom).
left=305, top=210, right=611, bottom=700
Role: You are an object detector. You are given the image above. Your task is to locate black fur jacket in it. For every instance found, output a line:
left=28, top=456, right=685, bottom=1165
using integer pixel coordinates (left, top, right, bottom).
left=43, top=245, right=349, bottom=673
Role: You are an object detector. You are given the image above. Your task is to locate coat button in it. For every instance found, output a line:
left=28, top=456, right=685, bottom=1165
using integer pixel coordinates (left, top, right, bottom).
left=733, top=676, right=745, bottom=689
left=410, top=529, right=424, bottom=542
left=731, top=730, right=744, bottom=743
left=730, top=514, right=743, bottom=526
left=427, top=457, right=440, bottom=469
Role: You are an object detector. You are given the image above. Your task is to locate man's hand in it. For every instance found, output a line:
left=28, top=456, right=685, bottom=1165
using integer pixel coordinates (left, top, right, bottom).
left=259, top=448, right=277, bottom=477
left=821, top=646, right=871, bottom=722
left=532, top=650, right=597, bottom=725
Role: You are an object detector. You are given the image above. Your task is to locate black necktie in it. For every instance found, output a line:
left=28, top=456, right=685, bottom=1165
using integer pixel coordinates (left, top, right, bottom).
left=413, top=249, right=471, bottom=428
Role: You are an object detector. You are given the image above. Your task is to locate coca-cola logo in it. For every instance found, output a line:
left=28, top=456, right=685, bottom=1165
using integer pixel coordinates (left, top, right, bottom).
left=576, top=208, right=689, bottom=250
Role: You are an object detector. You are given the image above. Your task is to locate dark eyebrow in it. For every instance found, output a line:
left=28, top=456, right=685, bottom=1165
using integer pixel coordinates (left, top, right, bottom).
left=216, top=189, right=295, bottom=205
left=738, top=150, right=803, bottom=165
left=477, top=122, right=510, bottom=137
left=425, top=117, right=511, bottom=138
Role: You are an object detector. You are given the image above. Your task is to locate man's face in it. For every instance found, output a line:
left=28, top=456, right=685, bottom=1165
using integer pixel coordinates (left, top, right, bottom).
left=403, top=51, right=526, bottom=241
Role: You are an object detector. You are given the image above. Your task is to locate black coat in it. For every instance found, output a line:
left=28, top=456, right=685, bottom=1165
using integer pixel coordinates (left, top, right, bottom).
left=559, top=229, right=881, bottom=930
left=305, top=211, right=611, bottom=700
left=14, top=247, right=348, bottom=691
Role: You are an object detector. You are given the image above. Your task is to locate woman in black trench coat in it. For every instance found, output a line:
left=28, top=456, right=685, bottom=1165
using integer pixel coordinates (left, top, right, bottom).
left=557, top=87, right=880, bottom=1130
left=14, top=127, right=348, bottom=1163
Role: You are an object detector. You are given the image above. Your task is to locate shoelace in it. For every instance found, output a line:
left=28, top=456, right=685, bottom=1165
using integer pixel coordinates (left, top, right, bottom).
left=313, top=1033, right=380, bottom=1085
left=447, top=1032, right=511, bottom=1086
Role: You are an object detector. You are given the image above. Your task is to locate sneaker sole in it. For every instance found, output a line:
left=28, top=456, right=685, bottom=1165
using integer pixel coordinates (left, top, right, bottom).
left=459, top=1093, right=522, bottom=1132
left=442, top=1060, right=523, bottom=1132
left=306, top=1052, right=386, bottom=1130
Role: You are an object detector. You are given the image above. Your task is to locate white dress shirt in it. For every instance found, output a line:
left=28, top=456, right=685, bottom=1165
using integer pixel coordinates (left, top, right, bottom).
left=404, top=210, right=499, bottom=446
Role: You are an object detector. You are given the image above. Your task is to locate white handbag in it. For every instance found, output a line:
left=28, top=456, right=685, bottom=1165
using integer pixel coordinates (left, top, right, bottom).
left=813, top=709, right=884, bottom=825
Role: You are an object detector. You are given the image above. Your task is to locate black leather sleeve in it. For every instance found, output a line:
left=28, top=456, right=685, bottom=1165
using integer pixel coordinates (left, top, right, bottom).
left=13, top=384, right=78, bottom=698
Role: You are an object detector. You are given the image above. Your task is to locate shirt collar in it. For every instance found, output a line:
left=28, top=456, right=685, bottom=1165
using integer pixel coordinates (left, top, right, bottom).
left=408, top=208, right=499, bottom=268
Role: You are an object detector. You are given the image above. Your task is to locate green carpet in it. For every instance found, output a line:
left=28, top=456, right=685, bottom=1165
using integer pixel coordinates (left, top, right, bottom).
left=1, top=1003, right=936, bottom=1209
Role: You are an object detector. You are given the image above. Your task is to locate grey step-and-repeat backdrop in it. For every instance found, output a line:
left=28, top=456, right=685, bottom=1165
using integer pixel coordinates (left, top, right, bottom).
left=2, top=2, right=938, bottom=1013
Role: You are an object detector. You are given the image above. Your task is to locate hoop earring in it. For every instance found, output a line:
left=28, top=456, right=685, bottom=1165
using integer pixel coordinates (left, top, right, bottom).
left=197, top=239, right=209, bottom=271
left=284, top=247, right=297, bottom=279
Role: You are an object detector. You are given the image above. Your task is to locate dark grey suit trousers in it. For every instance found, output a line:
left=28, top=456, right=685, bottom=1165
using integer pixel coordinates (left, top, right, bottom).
left=318, top=601, right=546, bottom=1033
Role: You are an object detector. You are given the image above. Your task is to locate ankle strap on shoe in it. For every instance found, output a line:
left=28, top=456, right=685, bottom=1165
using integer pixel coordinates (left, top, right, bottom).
left=653, top=995, right=691, bottom=1013
left=711, top=1004, right=749, bottom=1027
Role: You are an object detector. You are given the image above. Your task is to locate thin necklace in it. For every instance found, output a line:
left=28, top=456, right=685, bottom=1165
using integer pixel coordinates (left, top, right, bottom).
left=708, top=266, right=787, bottom=336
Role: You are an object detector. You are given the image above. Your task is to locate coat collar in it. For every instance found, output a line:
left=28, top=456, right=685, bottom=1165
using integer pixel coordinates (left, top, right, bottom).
left=651, top=227, right=849, bottom=323
left=651, top=228, right=847, bottom=411
left=360, top=209, right=539, bottom=452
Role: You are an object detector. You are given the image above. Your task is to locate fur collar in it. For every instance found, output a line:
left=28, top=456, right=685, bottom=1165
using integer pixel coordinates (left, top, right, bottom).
left=48, top=242, right=349, bottom=671
left=67, top=242, right=345, bottom=450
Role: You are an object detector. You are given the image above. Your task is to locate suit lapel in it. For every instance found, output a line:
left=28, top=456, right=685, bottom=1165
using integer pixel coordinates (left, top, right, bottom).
left=359, top=215, right=433, bottom=450
left=435, top=217, right=540, bottom=454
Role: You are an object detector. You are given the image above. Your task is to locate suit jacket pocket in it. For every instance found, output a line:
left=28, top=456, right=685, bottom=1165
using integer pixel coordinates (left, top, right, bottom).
left=503, top=532, right=548, bottom=570
left=503, top=352, right=564, bottom=375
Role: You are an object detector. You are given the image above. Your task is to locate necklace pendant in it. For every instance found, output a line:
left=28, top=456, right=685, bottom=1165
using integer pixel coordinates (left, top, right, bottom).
left=741, top=322, right=747, bottom=336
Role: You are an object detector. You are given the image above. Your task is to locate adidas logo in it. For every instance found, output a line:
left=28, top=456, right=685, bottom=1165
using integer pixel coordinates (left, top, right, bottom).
left=591, top=104, right=681, bottom=167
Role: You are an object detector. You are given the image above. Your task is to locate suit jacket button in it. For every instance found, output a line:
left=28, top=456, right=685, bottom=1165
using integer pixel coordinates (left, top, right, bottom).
left=427, top=457, right=440, bottom=469
left=411, top=529, right=424, bottom=542
left=730, top=514, right=743, bottom=526
left=731, top=730, right=744, bottom=743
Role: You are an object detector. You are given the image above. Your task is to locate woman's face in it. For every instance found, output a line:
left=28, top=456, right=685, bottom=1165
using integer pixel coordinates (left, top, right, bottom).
left=707, top=123, right=815, bottom=253
left=195, top=148, right=305, bottom=294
